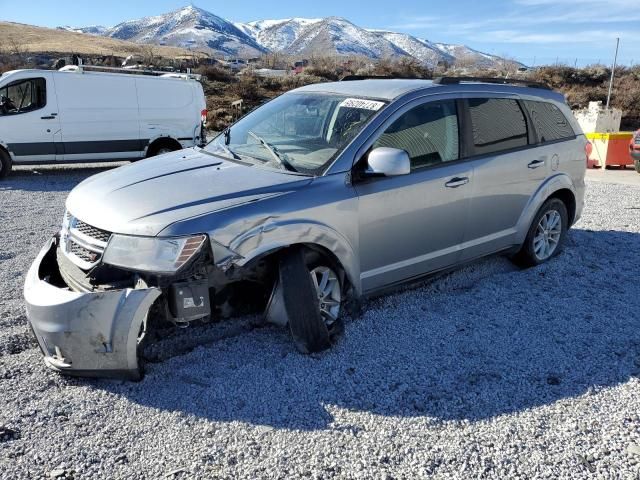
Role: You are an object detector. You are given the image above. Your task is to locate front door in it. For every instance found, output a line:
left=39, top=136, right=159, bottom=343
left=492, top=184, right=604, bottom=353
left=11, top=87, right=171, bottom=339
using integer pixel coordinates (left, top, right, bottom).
left=0, top=73, right=61, bottom=162
left=354, top=99, right=472, bottom=293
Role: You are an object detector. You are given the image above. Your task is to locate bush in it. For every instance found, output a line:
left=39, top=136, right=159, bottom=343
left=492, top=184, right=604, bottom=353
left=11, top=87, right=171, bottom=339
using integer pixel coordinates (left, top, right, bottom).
left=197, top=65, right=233, bottom=83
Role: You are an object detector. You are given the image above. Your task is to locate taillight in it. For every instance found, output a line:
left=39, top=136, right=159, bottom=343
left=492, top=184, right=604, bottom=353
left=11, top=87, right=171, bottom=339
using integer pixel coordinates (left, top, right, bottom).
left=585, top=141, right=593, bottom=165
left=201, top=109, right=207, bottom=126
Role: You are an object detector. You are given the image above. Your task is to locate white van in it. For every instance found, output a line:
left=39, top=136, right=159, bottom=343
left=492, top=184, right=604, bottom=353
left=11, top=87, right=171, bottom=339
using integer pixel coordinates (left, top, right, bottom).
left=0, top=66, right=207, bottom=178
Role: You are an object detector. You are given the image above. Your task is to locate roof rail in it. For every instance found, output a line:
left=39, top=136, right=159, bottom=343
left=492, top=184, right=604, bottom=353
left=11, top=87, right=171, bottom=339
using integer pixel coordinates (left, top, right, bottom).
left=340, top=75, right=424, bottom=81
left=58, top=64, right=202, bottom=81
left=432, top=76, right=550, bottom=90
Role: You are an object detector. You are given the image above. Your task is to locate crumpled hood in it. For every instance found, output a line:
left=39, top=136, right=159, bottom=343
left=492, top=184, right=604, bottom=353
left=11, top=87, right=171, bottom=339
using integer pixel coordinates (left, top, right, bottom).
left=66, top=148, right=311, bottom=236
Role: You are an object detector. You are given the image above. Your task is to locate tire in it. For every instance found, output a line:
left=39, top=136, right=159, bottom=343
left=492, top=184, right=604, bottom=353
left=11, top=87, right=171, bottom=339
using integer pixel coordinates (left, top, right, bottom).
left=512, top=198, right=569, bottom=268
left=277, top=248, right=344, bottom=354
left=146, top=140, right=181, bottom=158
left=0, top=149, right=12, bottom=179
left=634, top=159, right=640, bottom=174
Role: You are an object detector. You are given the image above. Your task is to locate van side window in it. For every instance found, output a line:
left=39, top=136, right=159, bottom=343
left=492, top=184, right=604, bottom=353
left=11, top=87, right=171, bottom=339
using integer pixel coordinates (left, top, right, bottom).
left=373, top=100, right=459, bottom=170
left=0, top=78, right=47, bottom=116
left=467, top=98, right=528, bottom=155
left=524, top=100, right=575, bottom=143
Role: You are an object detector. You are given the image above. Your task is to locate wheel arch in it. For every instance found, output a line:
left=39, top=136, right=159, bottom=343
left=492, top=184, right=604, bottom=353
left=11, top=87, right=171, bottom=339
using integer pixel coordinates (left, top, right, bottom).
left=213, top=220, right=361, bottom=297
left=515, top=173, right=578, bottom=245
left=145, top=136, right=183, bottom=157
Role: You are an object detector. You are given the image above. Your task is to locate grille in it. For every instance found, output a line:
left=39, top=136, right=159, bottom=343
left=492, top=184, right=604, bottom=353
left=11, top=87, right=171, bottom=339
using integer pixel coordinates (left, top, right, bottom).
left=74, top=219, right=111, bottom=243
left=63, top=212, right=112, bottom=269
left=68, top=240, right=101, bottom=263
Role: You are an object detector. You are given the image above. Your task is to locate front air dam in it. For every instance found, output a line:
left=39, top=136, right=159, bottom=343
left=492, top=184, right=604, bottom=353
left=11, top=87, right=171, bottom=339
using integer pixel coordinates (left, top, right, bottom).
left=24, top=237, right=161, bottom=380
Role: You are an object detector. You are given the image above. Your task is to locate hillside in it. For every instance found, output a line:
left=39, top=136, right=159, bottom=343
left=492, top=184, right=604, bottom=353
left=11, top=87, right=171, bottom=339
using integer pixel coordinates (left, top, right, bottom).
left=0, top=21, right=204, bottom=59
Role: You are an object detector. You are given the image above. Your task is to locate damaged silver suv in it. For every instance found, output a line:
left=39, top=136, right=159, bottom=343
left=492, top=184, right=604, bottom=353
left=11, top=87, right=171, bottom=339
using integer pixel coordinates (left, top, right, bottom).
left=24, top=77, right=587, bottom=379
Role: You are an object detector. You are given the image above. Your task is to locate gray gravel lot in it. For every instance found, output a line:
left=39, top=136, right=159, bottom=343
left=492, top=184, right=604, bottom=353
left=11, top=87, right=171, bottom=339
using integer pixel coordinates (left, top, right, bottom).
left=1, top=164, right=639, bottom=479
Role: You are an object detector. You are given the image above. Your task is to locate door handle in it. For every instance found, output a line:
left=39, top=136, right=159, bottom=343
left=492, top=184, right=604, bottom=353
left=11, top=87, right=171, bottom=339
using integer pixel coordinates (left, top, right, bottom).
left=528, top=159, right=545, bottom=169
left=41, top=116, right=56, bottom=120
left=445, top=177, right=469, bottom=188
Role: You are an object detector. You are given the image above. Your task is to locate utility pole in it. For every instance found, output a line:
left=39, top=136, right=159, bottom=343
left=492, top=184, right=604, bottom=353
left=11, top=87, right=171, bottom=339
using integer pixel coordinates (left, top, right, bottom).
left=606, top=37, right=620, bottom=108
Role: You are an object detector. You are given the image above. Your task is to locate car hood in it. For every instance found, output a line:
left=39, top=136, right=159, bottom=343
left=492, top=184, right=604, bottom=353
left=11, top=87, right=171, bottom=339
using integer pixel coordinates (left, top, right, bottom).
left=66, top=148, right=312, bottom=236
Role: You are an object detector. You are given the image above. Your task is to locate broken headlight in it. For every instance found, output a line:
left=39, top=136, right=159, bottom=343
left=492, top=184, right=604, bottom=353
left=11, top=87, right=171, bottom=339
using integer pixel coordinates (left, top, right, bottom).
left=102, top=234, right=207, bottom=275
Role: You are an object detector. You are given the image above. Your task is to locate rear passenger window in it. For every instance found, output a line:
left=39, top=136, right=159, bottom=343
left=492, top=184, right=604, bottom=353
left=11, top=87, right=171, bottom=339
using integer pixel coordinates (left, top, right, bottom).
left=468, top=98, right=528, bottom=155
left=525, top=100, right=575, bottom=143
left=373, top=100, right=459, bottom=170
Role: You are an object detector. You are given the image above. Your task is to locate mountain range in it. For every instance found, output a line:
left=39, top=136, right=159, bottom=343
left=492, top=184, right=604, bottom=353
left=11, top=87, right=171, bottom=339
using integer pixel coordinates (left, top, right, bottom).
left=59, top=5, right=515, bottom=68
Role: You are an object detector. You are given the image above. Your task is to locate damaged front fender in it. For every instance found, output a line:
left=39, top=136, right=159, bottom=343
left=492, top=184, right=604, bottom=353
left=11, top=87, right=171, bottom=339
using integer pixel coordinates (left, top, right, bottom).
left=24, top=237, right=161, bottom=380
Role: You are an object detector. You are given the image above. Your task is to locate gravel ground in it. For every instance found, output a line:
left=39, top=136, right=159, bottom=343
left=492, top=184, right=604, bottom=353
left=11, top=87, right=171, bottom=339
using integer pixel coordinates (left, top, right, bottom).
left=1, top=165, right=639, bottom=479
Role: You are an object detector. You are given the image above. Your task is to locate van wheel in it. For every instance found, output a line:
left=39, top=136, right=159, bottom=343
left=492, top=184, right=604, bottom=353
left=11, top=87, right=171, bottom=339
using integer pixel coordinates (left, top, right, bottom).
left=0, top=149, right=12, bottom=179
left=146, top=139, right=182, bottom=158
left=276, top=248, right=344, bottom=354
left=512, top=198, right=568, bottom=268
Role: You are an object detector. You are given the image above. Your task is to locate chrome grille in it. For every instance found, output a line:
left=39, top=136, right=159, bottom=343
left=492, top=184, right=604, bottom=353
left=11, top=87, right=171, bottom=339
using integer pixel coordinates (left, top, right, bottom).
left=68, top=241, right=100, bottom=263
left=74, top=219, right=111, bottom=243
left=62, top=212, right=112, bottom=270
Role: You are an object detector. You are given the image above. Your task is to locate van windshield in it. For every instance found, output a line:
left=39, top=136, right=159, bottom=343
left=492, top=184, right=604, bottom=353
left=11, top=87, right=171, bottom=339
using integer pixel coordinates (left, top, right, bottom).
left=206, top=92, right=387, bottom=175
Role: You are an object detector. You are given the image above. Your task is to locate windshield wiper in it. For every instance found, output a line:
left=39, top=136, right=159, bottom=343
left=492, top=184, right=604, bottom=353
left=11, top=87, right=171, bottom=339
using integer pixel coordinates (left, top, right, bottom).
left=247, top=131, right=297, bottom=172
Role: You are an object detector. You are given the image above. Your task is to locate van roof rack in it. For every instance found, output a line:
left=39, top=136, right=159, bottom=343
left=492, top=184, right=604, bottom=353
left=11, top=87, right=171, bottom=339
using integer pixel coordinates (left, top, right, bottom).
left=58, top=64, right=202, bottom=81
left=340, top=75, right=424, bottom=81
left=432, top=76, right=550, bottom=90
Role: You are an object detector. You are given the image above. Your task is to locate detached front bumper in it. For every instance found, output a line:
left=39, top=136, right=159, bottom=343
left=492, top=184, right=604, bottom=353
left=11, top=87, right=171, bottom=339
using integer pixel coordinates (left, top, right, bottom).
left=24, top=237, right=161, bottom=380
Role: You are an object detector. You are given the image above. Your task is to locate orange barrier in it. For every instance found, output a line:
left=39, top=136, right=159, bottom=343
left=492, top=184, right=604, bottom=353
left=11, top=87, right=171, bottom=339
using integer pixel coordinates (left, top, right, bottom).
left=586, top=132, right=634, bottom=168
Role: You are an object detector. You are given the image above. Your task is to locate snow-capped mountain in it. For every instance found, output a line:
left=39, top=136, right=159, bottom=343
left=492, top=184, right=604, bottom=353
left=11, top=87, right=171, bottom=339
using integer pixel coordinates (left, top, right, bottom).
left=280, top=17, right=410, bottom=59
left=433, top=43, right=507, bottom=68
left=371, top=31, right=455, bottom=67
left=104, top=6, right=266, bottom=57
left=244, top=18, right=322, bottom=52
left=57, top=25, right=108, bottom=36
left=63, top=5, right=518, bottom=67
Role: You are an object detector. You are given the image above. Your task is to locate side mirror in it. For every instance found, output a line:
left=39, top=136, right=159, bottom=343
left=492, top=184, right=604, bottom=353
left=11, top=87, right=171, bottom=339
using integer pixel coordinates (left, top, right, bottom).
left=366, top=147, right=410, bottom=176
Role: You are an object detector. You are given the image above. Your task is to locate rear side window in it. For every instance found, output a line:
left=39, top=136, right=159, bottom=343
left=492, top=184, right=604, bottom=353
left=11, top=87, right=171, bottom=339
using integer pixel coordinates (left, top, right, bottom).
left=0, top=77, right=47, bottom=115
left=373, top=100, right=459, bottom=170
left=525, top=100, right=575, bottom=143
left=467, top=98, right=528, bottom=156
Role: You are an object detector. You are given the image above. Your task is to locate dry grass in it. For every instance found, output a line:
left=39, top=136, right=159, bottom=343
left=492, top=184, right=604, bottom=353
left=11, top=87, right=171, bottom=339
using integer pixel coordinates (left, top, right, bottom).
left=0, top=21, right=205, bottom=59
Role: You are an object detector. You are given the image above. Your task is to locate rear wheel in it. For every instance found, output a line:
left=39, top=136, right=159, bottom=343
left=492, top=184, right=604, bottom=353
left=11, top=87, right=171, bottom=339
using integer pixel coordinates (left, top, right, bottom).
left=512, top=198, right=568, bottom=268
left=0, top=149, right=12, bottom=179
left=146, top=139, right=182, bottom=158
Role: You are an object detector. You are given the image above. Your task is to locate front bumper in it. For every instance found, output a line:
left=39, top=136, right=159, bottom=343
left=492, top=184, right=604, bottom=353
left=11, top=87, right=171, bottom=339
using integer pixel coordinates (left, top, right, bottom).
left=24, top=236, right=161, bottom=380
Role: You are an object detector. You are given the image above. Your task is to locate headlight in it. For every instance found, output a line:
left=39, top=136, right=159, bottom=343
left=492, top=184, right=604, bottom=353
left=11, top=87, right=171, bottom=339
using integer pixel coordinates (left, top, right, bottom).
left=102, top=234, right=207, bottom=274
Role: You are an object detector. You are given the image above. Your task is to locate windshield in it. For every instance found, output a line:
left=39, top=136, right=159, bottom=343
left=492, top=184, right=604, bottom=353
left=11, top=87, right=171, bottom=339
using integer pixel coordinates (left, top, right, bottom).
left=206, top=92, right=387, bottom=175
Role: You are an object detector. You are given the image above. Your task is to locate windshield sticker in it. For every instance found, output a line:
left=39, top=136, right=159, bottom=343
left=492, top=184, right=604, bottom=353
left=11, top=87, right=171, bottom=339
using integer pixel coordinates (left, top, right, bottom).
left=339, top=98, right=385, bottom=111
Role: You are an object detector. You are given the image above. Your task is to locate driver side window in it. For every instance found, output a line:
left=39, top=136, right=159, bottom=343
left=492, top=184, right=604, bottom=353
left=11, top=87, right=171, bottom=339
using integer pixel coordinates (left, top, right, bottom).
left=0, top=78, right=47, bottom=116
left=373, top=100, right=459, bottom=170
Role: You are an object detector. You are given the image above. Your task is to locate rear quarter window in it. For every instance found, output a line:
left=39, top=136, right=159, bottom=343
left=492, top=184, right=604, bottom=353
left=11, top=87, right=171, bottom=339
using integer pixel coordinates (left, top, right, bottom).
left=524, top=100, right=575, bottom=143
left=467, top=98, right=528, bottom=156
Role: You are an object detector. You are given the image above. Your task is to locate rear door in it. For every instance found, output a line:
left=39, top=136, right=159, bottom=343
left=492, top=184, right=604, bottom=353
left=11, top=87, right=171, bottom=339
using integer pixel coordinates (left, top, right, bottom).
left=459, top=95, right=545, bottom=261
left=354, top=98, right=473, bottom=292
left=0, top=73, right=61, bottom=162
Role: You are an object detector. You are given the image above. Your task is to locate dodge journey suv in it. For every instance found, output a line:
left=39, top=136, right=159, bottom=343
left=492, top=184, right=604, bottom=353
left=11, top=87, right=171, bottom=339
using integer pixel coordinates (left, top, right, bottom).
left=24, top=77, right=587, bottom=379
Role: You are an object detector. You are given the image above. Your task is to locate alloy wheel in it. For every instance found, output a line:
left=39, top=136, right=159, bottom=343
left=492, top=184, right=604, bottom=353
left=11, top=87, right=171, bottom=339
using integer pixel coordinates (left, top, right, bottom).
left=533, top=209, right=562, bottom=261
left=309, top=266, right=341, bottom=327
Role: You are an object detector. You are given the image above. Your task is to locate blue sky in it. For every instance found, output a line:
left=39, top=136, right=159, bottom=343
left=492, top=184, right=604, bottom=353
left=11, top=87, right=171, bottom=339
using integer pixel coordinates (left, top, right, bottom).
left=2, top=0, right=638, bottom=66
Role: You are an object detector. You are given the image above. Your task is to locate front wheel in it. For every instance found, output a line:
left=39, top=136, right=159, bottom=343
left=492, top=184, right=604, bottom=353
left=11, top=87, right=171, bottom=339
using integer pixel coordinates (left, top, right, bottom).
left=512, top=198, right=568, bottom=268
left=270, top=248, right=344, bottom=354
left=0, top=149, right=12, bottom=179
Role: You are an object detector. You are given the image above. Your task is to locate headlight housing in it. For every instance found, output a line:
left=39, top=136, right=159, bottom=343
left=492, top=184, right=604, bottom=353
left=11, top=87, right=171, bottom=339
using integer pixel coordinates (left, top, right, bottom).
left=102, top=234, right=207, bottom=275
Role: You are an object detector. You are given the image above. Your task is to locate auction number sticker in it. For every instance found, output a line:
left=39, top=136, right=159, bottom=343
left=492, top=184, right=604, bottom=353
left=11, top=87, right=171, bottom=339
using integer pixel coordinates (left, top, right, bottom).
left=340, top=98, right=385, bottom=111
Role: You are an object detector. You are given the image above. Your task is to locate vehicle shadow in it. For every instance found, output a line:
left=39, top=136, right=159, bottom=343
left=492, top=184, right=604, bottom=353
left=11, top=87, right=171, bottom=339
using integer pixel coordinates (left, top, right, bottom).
left=100, top=227, right=640, bottom=431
